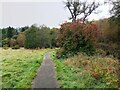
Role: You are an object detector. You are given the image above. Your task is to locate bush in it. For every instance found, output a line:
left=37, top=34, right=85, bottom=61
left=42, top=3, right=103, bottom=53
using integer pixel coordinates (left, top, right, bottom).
left=3, top=44, right=9, bottom=49
left=17, top=32, right=25, bottom=47
left=10, top=38, right=17, bottom=47
left=56, top=49, right=67, bottom=58
left=12, top=35, right=18, bottom=39
left=96, top=43, right=120, bottom=58
left=56, top=20, right=100, bottom=58
left=96, top=48, right=107, bottom=56
left=12, top=45, right=20, bottom=49
left=2, top=38, right=9, bottom=47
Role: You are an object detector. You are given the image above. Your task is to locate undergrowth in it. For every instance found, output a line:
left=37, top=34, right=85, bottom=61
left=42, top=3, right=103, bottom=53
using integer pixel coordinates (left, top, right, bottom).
left=50, top=50, right=119, bottom=88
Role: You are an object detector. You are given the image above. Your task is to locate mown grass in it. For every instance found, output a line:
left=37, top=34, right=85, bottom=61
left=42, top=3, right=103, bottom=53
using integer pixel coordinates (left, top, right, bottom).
left=1, top=48, right=52, bottom=88
left=50, top=50, right=119, bottom=88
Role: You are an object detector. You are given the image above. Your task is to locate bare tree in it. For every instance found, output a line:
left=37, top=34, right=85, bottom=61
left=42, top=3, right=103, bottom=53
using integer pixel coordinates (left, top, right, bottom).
left=65, top=0, right=100, bottom=23
left=110, top=0, right=120, bottom=19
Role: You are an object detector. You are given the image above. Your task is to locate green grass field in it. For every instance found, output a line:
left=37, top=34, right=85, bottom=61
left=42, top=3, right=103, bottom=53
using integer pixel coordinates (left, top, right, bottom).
left=1, top=48, right=51, bottom=88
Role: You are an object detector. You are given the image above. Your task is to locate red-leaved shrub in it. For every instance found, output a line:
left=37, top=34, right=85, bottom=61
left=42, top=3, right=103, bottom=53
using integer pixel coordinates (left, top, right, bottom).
left=56, top=19, right=100, bottom=58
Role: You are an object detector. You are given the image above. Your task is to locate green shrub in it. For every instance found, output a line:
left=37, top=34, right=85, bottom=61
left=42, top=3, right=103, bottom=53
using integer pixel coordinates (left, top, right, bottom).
left=2, top=38, right=9, bottom=47
left=3, top=44, right=9, bottom=49
left=56, top=49, right=68, bottom=58
left=12, top=45, right=20, bottom=49
left=12, top=35, right=18, bottom=39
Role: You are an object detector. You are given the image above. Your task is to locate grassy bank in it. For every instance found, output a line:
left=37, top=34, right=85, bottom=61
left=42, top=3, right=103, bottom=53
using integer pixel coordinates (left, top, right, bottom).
left=50, top=50, right=119, bottom=88
left=1, top=48, right=51, bottom=88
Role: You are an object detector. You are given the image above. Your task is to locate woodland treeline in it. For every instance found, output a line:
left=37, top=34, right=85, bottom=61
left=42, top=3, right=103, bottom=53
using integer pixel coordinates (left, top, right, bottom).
left=1, top=25, right=58, bottom=49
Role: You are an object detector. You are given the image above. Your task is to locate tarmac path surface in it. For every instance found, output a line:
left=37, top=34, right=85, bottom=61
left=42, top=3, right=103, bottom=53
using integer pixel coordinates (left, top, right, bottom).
left=31, top=52, right=59, bottom=88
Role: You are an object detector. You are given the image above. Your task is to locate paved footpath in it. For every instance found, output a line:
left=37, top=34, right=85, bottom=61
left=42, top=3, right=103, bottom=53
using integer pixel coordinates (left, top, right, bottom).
left=31, top=52, right=59, bottom=88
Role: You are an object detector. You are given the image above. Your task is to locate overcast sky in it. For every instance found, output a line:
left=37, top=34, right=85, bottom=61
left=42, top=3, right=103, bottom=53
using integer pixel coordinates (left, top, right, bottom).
left=0, top=0, right=112, bottom=28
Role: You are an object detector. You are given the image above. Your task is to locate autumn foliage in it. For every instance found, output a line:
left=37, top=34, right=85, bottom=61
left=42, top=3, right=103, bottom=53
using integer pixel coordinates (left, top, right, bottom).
left=56, top=20, right=100, bottom=58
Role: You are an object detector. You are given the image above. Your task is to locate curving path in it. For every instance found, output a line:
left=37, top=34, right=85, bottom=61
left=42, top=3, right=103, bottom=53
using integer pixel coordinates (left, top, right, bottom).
left=31, top=52, right=59, bottom=88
